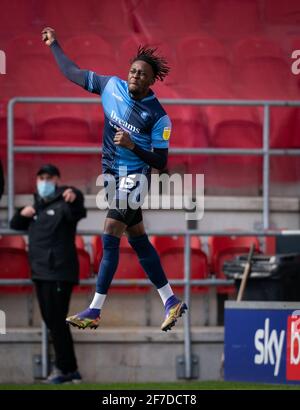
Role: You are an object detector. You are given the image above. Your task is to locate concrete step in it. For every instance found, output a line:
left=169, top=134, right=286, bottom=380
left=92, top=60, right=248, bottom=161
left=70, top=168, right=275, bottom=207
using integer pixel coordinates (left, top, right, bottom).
left=0, top=326, right=224, bottom=383
left=0, top=289, right=218, bottom=328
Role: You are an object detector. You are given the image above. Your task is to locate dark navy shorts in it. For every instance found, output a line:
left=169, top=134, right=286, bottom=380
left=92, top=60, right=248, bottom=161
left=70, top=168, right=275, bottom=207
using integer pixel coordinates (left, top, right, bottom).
left=104, top=168, right=150, bottom=227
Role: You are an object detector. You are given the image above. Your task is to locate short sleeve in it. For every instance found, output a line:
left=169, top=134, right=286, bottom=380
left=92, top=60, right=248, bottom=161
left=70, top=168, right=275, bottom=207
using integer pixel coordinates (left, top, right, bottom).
left=84, top=71, right=112, bottom=95
left=151, top=115, right=172, bottom=149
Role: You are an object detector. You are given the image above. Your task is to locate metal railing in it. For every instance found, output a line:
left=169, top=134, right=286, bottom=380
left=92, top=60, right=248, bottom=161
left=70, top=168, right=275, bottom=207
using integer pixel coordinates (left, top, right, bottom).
left=7, top=97, right=300, bottom=225
left=4, top=96, right=300, bottom=379
left=0, top=229, right=234, bottom=379
left=1, top=228, right=300, bottom=379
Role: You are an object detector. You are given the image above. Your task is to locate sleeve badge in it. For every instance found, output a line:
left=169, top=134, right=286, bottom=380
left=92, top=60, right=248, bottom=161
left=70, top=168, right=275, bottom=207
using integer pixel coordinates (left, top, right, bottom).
left=163, top=127, right=171, bottom=140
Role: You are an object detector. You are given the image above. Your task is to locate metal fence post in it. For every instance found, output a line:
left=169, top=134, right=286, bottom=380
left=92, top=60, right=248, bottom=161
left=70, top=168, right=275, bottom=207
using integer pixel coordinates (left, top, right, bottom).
left=263, top=105, right=270, bottom=230
left=41, top=321, right=49, bottom=379
left=184, top=233, right=192, bottom=378
left=7, top=98, right=16, bottom=222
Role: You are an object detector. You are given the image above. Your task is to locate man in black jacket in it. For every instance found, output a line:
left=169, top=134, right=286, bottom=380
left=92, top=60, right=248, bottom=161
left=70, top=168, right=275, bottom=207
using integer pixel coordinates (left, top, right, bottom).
left=10, top=164, right=86, bottom=384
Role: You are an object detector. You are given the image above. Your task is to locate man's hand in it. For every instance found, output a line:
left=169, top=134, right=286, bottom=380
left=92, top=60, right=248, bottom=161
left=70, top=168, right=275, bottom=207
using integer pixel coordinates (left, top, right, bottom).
left=114, top=128, right=135, bottom=150
left=42, top=27, right=56, bottom=46
left=20, top=206, right=36, bottom=218
left=63, top=188, right=76, bottom=203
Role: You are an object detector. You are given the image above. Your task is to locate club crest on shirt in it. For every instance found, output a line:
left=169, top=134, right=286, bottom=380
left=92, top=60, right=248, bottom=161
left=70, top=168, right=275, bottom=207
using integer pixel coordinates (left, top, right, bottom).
left=140, top=111, right=149, bottom=120
left=163, top=127, right=171, bottom=140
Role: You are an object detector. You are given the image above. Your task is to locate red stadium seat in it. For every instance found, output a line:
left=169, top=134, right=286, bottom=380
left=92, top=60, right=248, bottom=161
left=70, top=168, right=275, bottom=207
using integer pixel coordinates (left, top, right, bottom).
left=233, top=37, right=295, bottom=99
left=37, top=105, right=93, bottom=145
left=152, top=84, right=209, bottom=175
left=7, top=34, right=50, bottom=59
left=265, top=34, right=300, bottom=160
left=75, top=235, right=85, bottom=250
left=289, top=36, right=300, bottom=99
left=211, top=0, right=261, bottom=39
left=208, top=234, right=261, bottom=294
left=0, top=241, right=31, bottom=294
left=35, top=104, right=100, bottom=193
left=270, top=155, right=300, bottom=185
left=152, top=235, right=209, bottom=293
left=176, top=113, right=209, bottom=177
left=206, top=106, right=262, bottom=149
left=65, top=34, right=114, bottom=57
left=0, top=0, right=34, bottom=33
left=185, top=61, right=232, bottom=97
left=233, top=38, right=300, bottom=185
left=64, top=35, right=121, bottom=77
left=0, top=235, right=26, bottom=249
left=91, top=235, right=103, bottom=274
left=265, top=0, right=300, bottom=25
left=0, top=114, right=41, bottom=194
left=5, top=33, right=65, bottom=96
left=151, top=83, right=184, bottom=120
left=204, top=106, right=263, bottom=192
left=0, top=115, right=34, bottom=145
left=89, top=0, right=134, bottom=38
left=77, top=243, right=91, bottom=282
left=9, top=58, right=65, bottom=97
left=74, top=235, right=92, bottom=293
left=34, top=153, right=100, bottom=195
left=177, top=35, right=228, bottom=61
left=267, top=106, right=300, bottom=184
left=177, top=36, right=232, bottom=98
left=39, top=1, right=100, bottom=33
left=0, top=145, right=42, bottom=194
left=133, top=0, right=209, bottom=38
left=265, top=235, right=277, bottom=255
left=4, top=34, right=53, bottom=98
left=14, top=153, right=44, bottom=194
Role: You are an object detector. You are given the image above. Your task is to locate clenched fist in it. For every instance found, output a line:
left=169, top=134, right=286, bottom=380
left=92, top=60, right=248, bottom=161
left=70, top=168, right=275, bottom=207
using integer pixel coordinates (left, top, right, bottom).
left=113, top=128, right=135, bottom=150
left=42, top=27, right=56, bottom=46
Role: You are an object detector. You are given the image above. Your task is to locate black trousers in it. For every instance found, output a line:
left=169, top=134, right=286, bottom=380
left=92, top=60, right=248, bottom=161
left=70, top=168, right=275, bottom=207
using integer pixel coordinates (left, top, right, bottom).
left=35, top=280, right=77, bottom=374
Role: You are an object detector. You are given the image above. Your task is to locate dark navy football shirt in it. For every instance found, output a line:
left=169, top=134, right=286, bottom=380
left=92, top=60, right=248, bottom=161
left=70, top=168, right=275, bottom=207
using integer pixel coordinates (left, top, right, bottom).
left=84, top=72, right=171, bottom=175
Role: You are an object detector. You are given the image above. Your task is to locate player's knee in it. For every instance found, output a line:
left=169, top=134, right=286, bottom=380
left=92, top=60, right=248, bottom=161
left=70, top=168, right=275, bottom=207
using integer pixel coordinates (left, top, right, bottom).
left=104, top=218, right=125, bottom=237
left=126, top=222, right=146, bottom=238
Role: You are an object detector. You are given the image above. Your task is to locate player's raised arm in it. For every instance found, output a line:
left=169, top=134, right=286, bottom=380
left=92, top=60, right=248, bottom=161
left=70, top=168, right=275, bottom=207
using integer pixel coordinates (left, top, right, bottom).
left=42, top=27, right=87, bottom=88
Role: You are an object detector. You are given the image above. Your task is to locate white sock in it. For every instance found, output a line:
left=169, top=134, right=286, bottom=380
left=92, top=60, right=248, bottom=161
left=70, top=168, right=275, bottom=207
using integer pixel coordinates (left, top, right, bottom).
left=89, top=293, right=106, bottom=310
left=157, top=283, right=174, bottom=305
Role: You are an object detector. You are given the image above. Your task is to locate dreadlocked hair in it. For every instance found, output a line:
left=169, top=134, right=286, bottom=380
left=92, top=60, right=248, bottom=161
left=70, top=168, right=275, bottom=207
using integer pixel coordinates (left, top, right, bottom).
left=130, top=45, right=170, bottom=81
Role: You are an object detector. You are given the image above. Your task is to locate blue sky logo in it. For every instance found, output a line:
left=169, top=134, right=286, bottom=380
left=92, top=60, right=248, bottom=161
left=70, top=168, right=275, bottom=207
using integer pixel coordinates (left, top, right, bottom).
left=254, top=318, right=285, bottom=377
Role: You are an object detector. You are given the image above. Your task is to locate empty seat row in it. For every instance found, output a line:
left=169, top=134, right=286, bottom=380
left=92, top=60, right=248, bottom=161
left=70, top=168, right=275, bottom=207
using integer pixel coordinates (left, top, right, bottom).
left=2, top=0, right=299, bottom=40
left=5, top=55, right=294, bottom=100
left=1, top=33, right=298, bottom=100
left=1, top=100, right=299, bottom=193
left=2, top=103, right=300, bottom=149
left=0, top=0, right=134, bottom=37
left=0, top=233, right=263, bottom=296
left=0, top=155, right=299, bottom=196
